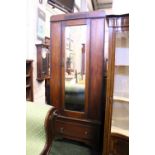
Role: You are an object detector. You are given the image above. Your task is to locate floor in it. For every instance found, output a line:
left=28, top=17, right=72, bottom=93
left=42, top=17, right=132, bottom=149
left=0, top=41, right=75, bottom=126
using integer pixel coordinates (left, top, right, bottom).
left=49, top=139, right=102, bottom=155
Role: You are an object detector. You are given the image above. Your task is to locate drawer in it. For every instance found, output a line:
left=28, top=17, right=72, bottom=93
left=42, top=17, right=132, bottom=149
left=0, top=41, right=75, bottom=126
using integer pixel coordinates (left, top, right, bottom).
left=55, top=120, right=99, bottom=141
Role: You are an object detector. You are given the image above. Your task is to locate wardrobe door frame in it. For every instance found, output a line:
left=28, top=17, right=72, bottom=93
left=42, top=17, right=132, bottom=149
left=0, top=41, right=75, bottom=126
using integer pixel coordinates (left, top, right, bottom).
left=61, top=19, right=90, bottom=119
left=50, top=11, right=106, bottom=121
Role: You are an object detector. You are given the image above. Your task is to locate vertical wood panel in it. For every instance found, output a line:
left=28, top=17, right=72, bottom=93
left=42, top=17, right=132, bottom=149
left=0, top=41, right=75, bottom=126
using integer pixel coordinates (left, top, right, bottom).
left=88, top=19, right=105, bottom=120
left=50, top=22, right=62, bottom=109
left=60, top=19, right=91, bottom=119
left=61, top=21, right=65, bottom=114
left=103, top=27, right=115, bottom=155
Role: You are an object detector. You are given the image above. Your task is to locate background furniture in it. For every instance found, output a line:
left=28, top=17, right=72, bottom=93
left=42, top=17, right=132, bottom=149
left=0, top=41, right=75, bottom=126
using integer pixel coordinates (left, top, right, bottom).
left=26, top=60, right=34, bottom=101
left=47, top=0, right=75, bottom=13
left=36, top=44, right=50, bottom=81
left=26, top=101, right=95, bottom=155
left=110, top=133, right=129, bottom=155
left=103, top=14, right=129, bottom=155
left=26, top=101, right=55, bottom=155
left=50, top=10, right=106, bottom=152
left=45, top=77, right=51, bottom=105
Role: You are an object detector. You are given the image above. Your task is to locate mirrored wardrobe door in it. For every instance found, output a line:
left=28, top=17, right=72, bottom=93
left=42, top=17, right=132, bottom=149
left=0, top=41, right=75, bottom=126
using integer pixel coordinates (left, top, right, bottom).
left=64, top=25, right=87, bottom=112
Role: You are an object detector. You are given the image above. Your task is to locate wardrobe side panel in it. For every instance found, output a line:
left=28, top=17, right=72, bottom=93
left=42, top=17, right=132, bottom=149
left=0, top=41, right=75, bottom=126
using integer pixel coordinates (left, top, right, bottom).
left=88, top=19, right=105, bottom=120
left=50, top=22, right=62, bottom=109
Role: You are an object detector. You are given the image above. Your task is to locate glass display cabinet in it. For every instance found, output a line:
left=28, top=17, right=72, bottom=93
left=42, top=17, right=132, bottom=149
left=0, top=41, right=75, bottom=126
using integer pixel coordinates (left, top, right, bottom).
left=103, top=14, right=129, bottom=155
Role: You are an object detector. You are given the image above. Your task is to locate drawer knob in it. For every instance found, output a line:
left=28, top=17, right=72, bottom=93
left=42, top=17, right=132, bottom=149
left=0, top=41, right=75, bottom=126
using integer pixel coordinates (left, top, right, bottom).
left=60, top=127, right=64, bottom=133
left=85, top=131, right=88, bottom=135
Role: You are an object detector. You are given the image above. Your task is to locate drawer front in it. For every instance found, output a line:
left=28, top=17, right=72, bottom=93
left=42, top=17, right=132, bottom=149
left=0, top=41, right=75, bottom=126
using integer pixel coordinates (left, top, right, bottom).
left=55, top=120, right=99, bottom=141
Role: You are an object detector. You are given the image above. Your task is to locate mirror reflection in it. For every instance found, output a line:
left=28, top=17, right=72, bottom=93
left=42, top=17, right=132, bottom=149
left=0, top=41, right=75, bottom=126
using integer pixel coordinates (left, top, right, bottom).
left=64, top=25, right=87, bottom=112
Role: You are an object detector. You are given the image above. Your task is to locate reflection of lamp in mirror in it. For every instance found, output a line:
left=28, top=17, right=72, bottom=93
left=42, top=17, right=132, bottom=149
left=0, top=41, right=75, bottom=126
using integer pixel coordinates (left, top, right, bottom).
left=36, top=44, right=50, bottom=81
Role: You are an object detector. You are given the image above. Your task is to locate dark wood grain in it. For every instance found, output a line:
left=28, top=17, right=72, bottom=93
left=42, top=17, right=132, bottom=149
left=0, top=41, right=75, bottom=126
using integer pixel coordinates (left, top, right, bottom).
left=45, top=78, right=51, bottom=105
left=50, top=11, right=106, bottom=152
left=50, top=22, right=62, bottom=110
left=51, top=10, right=106, bottom=22
left=110, top=133, right=129, bottom=155
left=61, top=19, right=90, bottom=119
left=88, top=18, right=105, bottom=120
left=103, top=26, right=115, bottom=155
left=40, top=107, right=56, bottom=155
left=62, top=19, right=87, bottom=26
left=53, top=112, right=101, bottom=149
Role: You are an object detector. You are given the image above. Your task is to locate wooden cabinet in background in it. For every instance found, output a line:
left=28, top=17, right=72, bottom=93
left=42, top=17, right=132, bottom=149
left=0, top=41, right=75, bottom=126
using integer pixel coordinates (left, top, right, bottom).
left=36, top=44, right=50, bottom=81
left=103, top=14, right=129, bottom=155
left=45, top=78, right=51, bottom=105
left=110, top=133, right=129, bottom=155
left=26, top=60, right=34, bottom=101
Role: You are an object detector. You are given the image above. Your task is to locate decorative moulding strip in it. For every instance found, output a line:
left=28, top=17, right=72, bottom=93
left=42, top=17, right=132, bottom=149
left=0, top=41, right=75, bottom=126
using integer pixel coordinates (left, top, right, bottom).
left=50, top=10, right=106, bottom=22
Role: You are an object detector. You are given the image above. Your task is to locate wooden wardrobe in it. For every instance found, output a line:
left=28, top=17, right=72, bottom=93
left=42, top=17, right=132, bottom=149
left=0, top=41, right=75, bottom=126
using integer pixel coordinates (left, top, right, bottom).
left=49, top=11, right=106, bottom=151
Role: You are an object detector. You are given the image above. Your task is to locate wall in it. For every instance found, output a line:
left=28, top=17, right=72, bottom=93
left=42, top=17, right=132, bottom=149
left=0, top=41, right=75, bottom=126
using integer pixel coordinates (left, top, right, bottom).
left=26, top=0, right=63, bottom=104
left=98, top=0, right=129, bottom=15
left=26, top=0, right=92, bottom=104
left=112, top=0, right=129, bottom=14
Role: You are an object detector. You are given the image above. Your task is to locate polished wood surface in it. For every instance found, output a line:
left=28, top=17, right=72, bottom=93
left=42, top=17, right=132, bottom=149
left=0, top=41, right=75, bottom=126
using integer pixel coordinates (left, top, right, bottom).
left=110, top=133, right=129, bottom=155
left=54, top=112, right=101, bottom=149
left=50, top=22, right=62, bottom=110
left=40, top=107, right=56, bottom=155
left=50, top=11, right=106, bottom=152
left=45, top=78, right=51, bottom=105
left=61, top=19, right=89, bottom=119
left=51, top=10, right=106, bottom=22
left=88, top=18, right=105, bottom=120
left=103, top=14, right=129, bottom=155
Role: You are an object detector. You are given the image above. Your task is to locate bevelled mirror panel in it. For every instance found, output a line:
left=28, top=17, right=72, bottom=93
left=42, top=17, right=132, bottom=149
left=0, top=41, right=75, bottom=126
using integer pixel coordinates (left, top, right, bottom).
left=64, top=25, right=87, bottom=112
